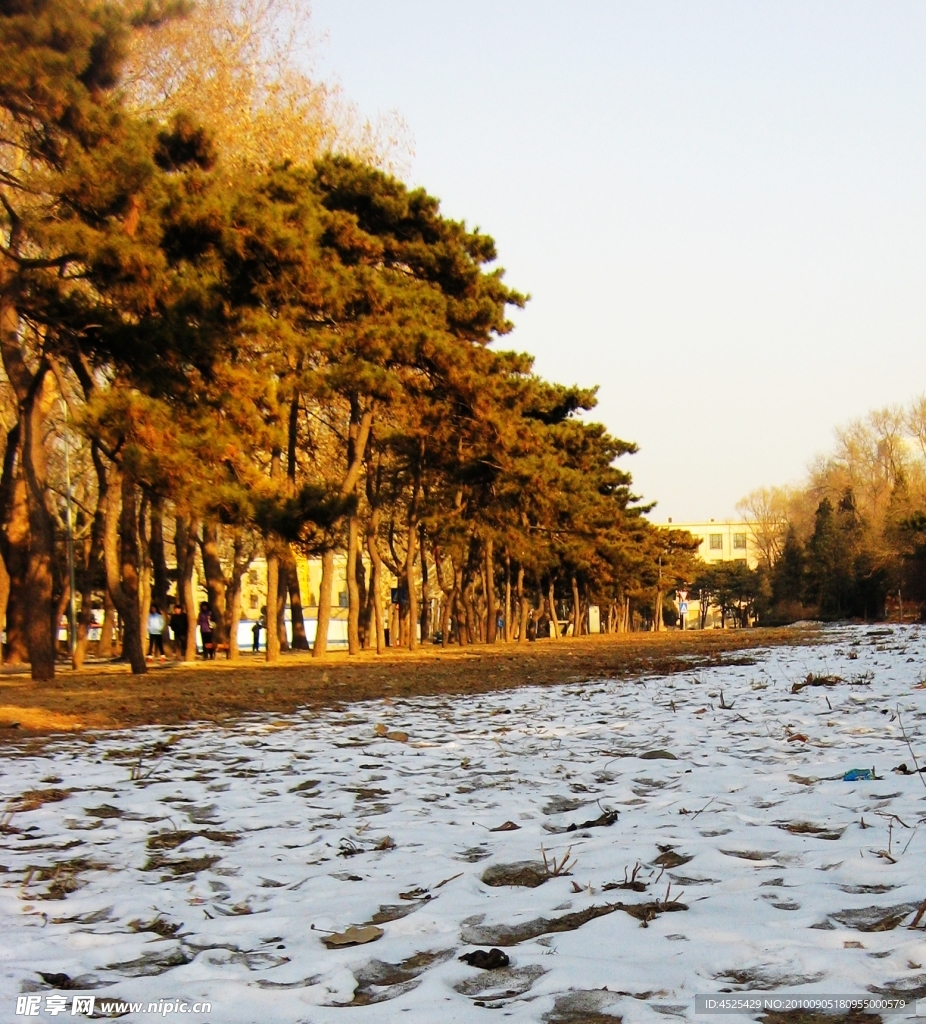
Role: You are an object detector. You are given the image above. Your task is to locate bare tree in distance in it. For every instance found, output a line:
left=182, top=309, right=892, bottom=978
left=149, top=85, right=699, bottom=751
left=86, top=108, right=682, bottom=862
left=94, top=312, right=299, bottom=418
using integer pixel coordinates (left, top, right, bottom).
left=122, top=0, right=412, bottom=174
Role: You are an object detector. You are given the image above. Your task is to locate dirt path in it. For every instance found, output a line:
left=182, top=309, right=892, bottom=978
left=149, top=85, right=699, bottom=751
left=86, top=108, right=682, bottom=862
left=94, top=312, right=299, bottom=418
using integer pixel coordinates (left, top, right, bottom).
left=0, top=626, right=821, bottom=742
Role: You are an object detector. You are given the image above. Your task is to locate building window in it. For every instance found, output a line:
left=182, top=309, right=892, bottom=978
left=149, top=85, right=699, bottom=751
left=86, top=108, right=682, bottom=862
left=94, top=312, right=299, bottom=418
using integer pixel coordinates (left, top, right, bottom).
left=733, top=533, right=747, bottom=550
left=248, top=569, right=259, bottom=585
left=338, top=591, right=349, bottom=608
left=249, top=593, right=259, bottom=609
left=709, top=534, right=723, bottom=550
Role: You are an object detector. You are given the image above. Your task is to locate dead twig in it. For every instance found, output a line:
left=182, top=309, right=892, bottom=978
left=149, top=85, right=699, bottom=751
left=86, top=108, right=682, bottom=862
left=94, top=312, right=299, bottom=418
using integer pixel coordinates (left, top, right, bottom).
left=909, top=897, right=926, bottom=929
left=896, top=706, right=926, bottom=793
left=540, top=844, right=576, bottom=878
left=690, top=797, right=715, bottom=820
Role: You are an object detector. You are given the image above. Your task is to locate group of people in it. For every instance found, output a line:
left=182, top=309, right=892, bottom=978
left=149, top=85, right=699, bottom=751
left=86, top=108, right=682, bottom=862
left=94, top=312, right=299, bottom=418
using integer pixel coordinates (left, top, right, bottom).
left=146, top=602, right=220, bottom=661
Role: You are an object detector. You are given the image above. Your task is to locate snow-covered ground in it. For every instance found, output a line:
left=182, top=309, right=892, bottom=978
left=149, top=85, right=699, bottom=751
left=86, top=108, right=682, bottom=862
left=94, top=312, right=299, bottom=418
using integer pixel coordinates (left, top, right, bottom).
left=3, top=624, right=926, bottom=1023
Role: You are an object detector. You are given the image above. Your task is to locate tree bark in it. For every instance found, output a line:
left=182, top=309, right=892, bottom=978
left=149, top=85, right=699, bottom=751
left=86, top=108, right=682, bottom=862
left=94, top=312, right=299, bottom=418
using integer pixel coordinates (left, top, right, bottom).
left=347, top=514, right=361, bottom=654
left=200, top=519, right=228, bottom=647
left=103, top=466, right=146, bottom=674
left=175, top=515, right=199, bottom=661
left=571, top=575, right=581, bottom=637
left=516, top=564, right=528, bottom=643
left=0, top=311, right=59, bottom=677
left=73, top=451, right=106, bottom=670
left=283, top=546, right=309, bottom=650
left=419, top=523, right=431, bottom=643
left=504, top=553, right=512, bottom=642
left=404, top=519, right=418, bottom=651
left=2, top=464, right=29, bottom=665
left=485, top=537, right=497, bottom=644
left=98, top=588, right=115, bottom=657
left=366, top=510, right=386, bottom=653
left=276, top=559, right=289, bottom=651
left=225, top=530, right=251, bottom=660
left=22, top=368, right=58, bottom=679
left=149, top=497, right=170, bottom=618
left=313, top=548, right=335, bottom=657
left=266, top=546, right=280, bottom=661
left=547, top=578, right=559, bottom=640
left=136, top=492, right=151, bottom=648
left=0, top=550, right=9, bottom=665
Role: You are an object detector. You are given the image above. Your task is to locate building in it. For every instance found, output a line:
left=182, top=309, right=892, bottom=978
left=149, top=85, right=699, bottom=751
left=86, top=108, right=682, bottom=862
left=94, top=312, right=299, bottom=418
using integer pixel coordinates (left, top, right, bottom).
left=655, top=519, right=762, bottom=570
left=652, top=518, right=762, bottom=628
left=235, top=553, right=353, bottom=648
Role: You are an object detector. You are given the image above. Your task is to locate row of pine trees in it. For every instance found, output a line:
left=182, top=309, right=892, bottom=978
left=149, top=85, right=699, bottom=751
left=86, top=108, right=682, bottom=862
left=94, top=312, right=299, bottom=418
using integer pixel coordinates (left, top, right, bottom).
left=1, top=1, right=699, bottom=680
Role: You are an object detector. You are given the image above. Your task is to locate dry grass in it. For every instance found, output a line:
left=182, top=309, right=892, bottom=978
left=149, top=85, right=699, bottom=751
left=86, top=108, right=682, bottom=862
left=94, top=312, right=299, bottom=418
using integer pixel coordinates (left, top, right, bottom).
left=0, top=627, right=820, bottom=744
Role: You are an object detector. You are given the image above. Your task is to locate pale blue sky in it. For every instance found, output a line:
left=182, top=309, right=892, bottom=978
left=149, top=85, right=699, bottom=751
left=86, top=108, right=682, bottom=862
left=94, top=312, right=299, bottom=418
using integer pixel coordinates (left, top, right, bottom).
left=310, top=1, right=926, bottom=521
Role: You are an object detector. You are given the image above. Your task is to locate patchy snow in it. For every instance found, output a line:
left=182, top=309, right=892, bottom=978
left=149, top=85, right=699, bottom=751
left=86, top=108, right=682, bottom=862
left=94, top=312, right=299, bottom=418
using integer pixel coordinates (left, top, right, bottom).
left=3, top=624, right=926, bottom=1022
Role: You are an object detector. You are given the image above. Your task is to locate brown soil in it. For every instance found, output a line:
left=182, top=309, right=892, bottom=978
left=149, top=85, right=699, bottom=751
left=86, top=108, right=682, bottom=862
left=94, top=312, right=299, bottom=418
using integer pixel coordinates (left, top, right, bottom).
left=0, top=626, right=819, bottom=744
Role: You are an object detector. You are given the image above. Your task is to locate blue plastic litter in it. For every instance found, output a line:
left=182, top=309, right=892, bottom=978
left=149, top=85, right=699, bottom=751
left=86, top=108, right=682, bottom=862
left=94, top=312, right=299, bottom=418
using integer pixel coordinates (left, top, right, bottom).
left=843, top=768, right=877, bottom=781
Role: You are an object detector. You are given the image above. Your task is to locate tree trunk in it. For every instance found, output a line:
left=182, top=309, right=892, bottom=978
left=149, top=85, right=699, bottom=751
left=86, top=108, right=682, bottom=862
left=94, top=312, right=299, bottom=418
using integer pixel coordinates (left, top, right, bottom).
left=547, top=578, right=559, bottom=640
left=366, top=513, right=386, bottom=654
left=516, top=564, right=528, bottom=642
left=485, top=538, right=497, bottom=644
left=2, top=466, right=30, bottom=665
left=419, top=523, right=431, bottom=643
left=347, top=515, right=361, bottom=654
left=149, top=498, right=170, bottom=618
left=73, top=493, right=104, bottom=670
left=98, top=589, right=115, bottom=657
left=225, top=530, right=250, bottom=660
left=175, top=515, right=199, bottom=662
left=405, top=520, right=418, bottom=651
left=266, top=547, right=280, bottom=662
left=276, top=560, right=289, bottom=651
left=653, top=589, right=664, bottom=632
left=440, top=588, right=453, bottom=647
left=200, top=519, right=227, bottom=647
left=313, top=549, right=335, bottom=657
left=519, top=592, right=531, bottom=642
left=355, top=530, right=368, bottom=649
left=285, top=548, right=310, bottom=650
left=136, top=492, right=151, bottom=651
left=0, top=550, right=9, bottom=665
left=0, top=333, right=60, bottom=679
left=504, top=554, right=512, bottom=641
left=102, top=467, right=146, bottom=674
left=570, top=576, right=581, bottom=637
left=22, top=369, right=58, bottom=680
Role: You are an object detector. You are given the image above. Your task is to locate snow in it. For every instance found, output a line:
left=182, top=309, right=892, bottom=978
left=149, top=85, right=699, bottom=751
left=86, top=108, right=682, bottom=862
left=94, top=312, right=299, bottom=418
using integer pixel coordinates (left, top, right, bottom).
left=3, top=623, right=926, bottom=1022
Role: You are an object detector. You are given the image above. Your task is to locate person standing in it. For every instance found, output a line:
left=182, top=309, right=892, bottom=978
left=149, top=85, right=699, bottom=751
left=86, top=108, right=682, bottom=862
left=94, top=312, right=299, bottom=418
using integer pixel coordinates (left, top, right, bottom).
left=252, top=617, right=263, bottom=653
left=169, top=603, right=188, bottom=658
left=147, top=604, right=166, bottom=661
left=198, top=602, right=216, bottom=660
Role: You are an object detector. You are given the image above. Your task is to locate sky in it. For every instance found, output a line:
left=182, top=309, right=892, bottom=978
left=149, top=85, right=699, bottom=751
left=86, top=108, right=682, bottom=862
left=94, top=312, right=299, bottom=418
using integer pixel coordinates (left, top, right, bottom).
left=308, top=1, right=926, bottom=522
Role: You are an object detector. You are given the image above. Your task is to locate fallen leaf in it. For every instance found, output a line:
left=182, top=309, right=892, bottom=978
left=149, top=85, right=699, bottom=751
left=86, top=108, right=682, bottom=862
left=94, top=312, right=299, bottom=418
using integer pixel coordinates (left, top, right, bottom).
left=386, top=731, right=408, bottom=742
left=489, top=820, right=521, bottom=832
left=399, top=887, right=431, bottom=901
left=322, top=925, right=384, bottom=948
left=373, top=724, right=388, bottom=736
left=787, top=733, right=809, bottom=743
